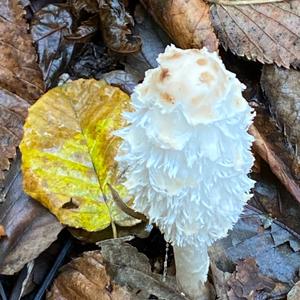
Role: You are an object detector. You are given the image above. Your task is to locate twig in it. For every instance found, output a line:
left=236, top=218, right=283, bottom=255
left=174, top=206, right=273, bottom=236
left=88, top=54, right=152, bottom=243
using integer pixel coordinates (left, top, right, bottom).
left=9, top=262, right=34, bottom=300
left=0, top=280, right=7, bottom=300
left=34, top=239, right=72, bottom=300
left=0, top=152, right=21, bottom=203
left=162, top=242, right=169, bottom=282
left=207, top=0, right=283, bottom=5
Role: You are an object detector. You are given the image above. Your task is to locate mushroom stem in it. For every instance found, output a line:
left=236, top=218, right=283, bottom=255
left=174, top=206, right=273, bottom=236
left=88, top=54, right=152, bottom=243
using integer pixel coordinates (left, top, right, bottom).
left=173, top=244, right=210, bottom=299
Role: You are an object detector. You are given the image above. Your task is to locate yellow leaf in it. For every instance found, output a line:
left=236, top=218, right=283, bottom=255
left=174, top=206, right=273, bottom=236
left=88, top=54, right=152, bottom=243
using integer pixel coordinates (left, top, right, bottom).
left=20, top=79, right=135, bottom=231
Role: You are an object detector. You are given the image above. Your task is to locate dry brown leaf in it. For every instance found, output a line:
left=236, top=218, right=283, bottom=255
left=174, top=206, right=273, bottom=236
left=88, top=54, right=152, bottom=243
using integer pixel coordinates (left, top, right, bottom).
left=210, top=1, right=300, bottom=68
left=47, top=251, right=131, bottom=300
left=140, top=0, right=219, bottom=51
left=49, top=238, right=185, bottom=300
left=0, top=225, right=5, bottom=238
left=261, top=65, right=300, bottom=165
left=227, top=258, right=286, bottom=299
left=0, top=162, right=63, bottom=275
left=0, top=0, right=44, bottom=184
left=288, top=281, right=300, bottom=300
left=209, top=202, right=300, bottom=298
left=250, top=109, right=300, bottom=204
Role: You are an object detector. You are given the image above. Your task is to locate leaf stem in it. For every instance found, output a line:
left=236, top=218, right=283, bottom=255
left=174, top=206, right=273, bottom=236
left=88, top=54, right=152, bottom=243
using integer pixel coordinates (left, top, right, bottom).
left=111, top=221, right=117, bottom=239
left=107, top=183, right=148, bottom=222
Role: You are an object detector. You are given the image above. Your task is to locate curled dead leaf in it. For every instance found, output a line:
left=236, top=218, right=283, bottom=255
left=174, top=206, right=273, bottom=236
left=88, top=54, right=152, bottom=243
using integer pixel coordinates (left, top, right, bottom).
left=31, top=4, right=75, bottom=89
left=98, top=0, right=142, bottom=53
left=140, top=0, right=218, bottom=51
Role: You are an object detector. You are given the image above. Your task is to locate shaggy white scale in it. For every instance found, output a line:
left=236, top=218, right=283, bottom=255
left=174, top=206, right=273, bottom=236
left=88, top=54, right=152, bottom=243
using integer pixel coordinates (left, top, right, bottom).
left=116, top=45, right=255, bottom=299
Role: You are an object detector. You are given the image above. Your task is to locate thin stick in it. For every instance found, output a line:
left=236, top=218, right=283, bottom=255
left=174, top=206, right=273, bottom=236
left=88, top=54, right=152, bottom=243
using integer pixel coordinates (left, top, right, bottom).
left=0, top=280, right=7, bottom=300
left=162, top=242, right=169, bottom=282
left=208, top=0, right=283, bottom=5
left=34, top=239, right=72, bottom=300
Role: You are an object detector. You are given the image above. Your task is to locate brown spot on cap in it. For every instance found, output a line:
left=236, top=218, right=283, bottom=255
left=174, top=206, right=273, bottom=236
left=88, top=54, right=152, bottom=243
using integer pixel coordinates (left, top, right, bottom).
left=234, top=97, right=244, bottom=109
left=196, top=58, right=207, bottom=66
left=212, top=62, right=221, bottom=72
left=164, top=51, right=182, bottom=60
left=0, top=225, right=6, bottom=238
left=160, top=92, right=175, bottom=104
left=140, top=86, right=149, bottom=96
left=159, top=68, right=170, bottom=82
left=200, top=72, right=214, bottom=84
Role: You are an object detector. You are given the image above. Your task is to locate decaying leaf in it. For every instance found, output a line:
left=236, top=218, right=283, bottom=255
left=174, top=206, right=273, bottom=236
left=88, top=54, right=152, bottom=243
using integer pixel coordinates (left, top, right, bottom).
left=20, top=79, right=138, bottom=232
left=227, top=258, right=286, bottom=299
left=0, top=0, right=44, bottom=101
left=99, top=70, right=140, bottom=94
left=210, top=1, right=300, bottom=68
left=47, top=251, right=131, bottom=300
left=288, top=281, right=300, bottom=300
left=250, top=109, right=300, bottom=204
left=98, top=0, right=141, bottom=53
left=140, top=0, right=218, bottom=52
left=210, top=262, right=231, bottom=300
left=68, top=0, right=99, bottom=16
left=0, top=225, right=5, bottom=238
left=209, top=205, right=300, bottom=296
left=0, top=162, right=63, bottom=275
left=121, top=4, right=170, bottom=83
left=0, top=0, right=44, bottom=185
left=48, top=237, right=185, bottom=299
left=0, top=89, right=29, bottom=185
left=68, top=43, right=119, bottom=80
left=98, top=238, right=185, bottom=299
left=31, top=4, right=75, bottom=89
left=261, top=65, right=300, bottom=164
left=65, top=15, right=99, bottom=43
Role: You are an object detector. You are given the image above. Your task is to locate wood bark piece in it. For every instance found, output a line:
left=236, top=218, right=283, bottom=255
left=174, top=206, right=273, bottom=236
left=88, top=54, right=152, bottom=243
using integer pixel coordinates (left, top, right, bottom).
left=0, top=0, right=44, bottom=184
left=140, top=0, right=219, bottom=52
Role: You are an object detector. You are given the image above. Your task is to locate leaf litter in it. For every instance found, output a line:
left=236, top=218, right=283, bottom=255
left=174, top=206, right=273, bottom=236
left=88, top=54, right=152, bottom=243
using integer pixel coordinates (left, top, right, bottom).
left=1, top=0, right=300, bottom=299
left=0, top=0, right=44, bottom=184
left=48, top=237, right=186, bottom=300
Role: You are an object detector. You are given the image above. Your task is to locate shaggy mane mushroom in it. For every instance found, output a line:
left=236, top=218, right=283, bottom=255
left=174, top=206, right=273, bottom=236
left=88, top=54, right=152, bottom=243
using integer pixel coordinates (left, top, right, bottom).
left=116, top=45, right=255, bottom=299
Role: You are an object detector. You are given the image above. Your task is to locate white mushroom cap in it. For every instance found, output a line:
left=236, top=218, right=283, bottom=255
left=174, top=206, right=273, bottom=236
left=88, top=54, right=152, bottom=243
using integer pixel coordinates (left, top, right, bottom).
left=136, top=45, right=249, bottom=126
left=116, top=45, right=255, bottom=248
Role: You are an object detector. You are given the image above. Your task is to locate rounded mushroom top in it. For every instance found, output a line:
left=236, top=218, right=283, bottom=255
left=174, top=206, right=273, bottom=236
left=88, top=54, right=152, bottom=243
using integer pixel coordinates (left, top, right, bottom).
left=134, top=44, right=248, bottom=125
